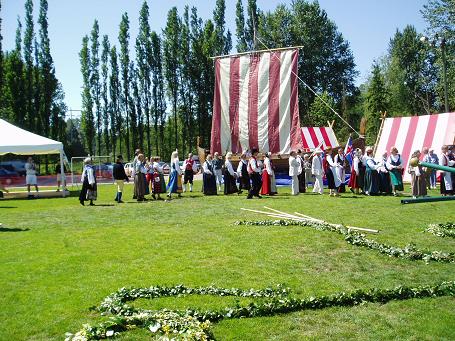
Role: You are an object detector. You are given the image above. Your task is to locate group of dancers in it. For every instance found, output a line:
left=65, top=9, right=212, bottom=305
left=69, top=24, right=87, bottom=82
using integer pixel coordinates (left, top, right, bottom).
left=78, top=144, right=455, bottom=205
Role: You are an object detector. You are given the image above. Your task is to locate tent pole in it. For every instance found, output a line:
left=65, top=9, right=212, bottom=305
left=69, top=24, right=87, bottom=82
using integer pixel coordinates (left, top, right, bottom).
left=59, top=149, right=65, bottom=197
left=373, top=111, right=387, bottom=155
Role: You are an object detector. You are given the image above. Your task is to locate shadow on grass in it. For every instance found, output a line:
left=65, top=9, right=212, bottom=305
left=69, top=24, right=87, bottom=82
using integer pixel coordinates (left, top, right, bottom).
left=0, top=206, right=18, bottom=208
left=0, top=227, right=30, bottom=232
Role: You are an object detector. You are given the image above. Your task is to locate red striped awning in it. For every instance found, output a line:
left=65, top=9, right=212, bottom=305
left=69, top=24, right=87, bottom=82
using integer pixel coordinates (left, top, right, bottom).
left=375, top=112, right=455, bottom=182
left=300, top=126, right=339, bottom=152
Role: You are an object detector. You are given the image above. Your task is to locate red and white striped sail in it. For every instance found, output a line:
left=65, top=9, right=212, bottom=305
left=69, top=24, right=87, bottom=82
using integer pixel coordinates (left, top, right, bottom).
left=300, top=126, right=339, bottom=152
left=375, top=112, right=455, bottom=182
left=210, top=49, right=301, bottom=155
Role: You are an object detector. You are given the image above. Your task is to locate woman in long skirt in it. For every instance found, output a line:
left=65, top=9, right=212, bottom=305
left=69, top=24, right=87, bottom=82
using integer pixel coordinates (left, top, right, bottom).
left=378, top=152, right=392, bottom=195
left=151, top=157, right=166, bottom=199
left=167, top=151, right=183, bottom=198
left=409, top=150, right=428, bottom=198
left=348, top=148, right=363, bottom=194
left=364, top=147, right=380, bottom=195
left=261, top=152, right=277, bottom=195
left=334, top=147, right=347, bottom=193
left=202, top=154, right=217, bottom=195
left=224, top=152, right=241, bottom=195
left=386, top=147, right=404, bottom=196
left=79, top=157, right=97, bottom=206
left=297, top=150, right=306, bottom=193
left=134, top=154, right=147, bottom=202
left=324, top=147, right=340, bottom=196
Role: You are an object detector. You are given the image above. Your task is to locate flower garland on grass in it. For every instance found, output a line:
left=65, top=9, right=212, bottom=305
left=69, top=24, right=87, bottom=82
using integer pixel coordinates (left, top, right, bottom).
left=234, top=220, right=455, bottom=264
left=66, top=281, right=455, bottom=340
left=426, top=223, right=455, bottom=239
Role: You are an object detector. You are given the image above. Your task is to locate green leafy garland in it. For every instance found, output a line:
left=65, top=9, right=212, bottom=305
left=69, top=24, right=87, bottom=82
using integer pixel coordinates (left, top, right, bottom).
left=66, top=281, right=455, bottom=340
left=426, top=223, right=455, bottom=239
left=234, top=220, right=455, bottom=263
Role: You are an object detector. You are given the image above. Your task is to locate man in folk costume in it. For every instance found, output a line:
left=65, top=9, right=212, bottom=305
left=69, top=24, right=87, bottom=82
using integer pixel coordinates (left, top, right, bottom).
left=183, top=153, right=198, bottom=193
left=167, top=150, right=183, bottom=198
left=439, top=145, right=454, bottom=195
left=386, top=147, right=404, bottom=196
left=289, top=150, right=300, bottom=195
left=296, top=150, right=306, bottom=193
left=247, top=148, right=262, bottom=199
left=224, top=152, right=241, bottom=195
left=202, top=154, right=217, bottom=195
left=348, top=148, right=365, bottom=194
left=377, top=151, right=392, bottom=195
left=428, top=149, right=439, bottom=189
left=113, top=155, right=129, bottom=203
left=311, top=148, right=324, bottom=194
left=324, top=147, right=341, bottom=196
left=364, top=147, right=380, bottom=195
left=237, top=152, right=251, bottom=191
left=261, top=152, right=277, bottom=195
left=334, top=147, right=347, bottom=193
left=79, top=157, right=97, bottom=206
left=212, top=152, right=223, bottom=192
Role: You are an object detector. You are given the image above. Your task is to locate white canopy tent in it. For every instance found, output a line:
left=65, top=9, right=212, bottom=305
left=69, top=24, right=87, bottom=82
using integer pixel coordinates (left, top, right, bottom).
left=0, top=118, right=66, bottom=196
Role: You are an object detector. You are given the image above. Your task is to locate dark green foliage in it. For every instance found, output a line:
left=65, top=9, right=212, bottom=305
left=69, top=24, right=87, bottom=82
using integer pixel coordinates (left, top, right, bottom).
left=90, top=20, right=101, bottom=155
left=119, top=12, right=131, bottom=158
left=101, top=35, right=110, bottom=155
left=80, top=35, right=94, bottom=155
left=365, top=62, right=388, bottom=144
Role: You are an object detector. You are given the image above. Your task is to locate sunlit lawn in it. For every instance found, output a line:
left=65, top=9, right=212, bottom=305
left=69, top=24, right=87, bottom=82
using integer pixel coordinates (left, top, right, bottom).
left=0, top=181, right=454, bottom=340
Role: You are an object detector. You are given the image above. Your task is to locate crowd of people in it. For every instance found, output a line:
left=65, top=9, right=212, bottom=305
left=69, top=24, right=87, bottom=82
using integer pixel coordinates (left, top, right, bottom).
left=77, top=144, right=455, bottom=205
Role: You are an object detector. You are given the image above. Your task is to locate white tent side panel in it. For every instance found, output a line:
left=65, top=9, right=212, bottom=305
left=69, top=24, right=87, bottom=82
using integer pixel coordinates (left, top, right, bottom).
left=0, top=118, right=63, bottom=155
left=300, top=126, right=339, bottom=151
left=374, top=112, right=455, bottom=182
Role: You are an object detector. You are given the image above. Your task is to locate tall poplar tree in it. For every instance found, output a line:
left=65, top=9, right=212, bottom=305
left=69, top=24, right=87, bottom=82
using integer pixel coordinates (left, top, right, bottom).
left=130, top=63, right=142, bottom=151
left=101, top=35, right=110, bottom=155
left=109, top=46, right=121, bottom=156
left=163, top=7, right=180, bottom=150
left=150, top=31, right=165, bottom=155
left=213, top=0, right=232, bottom=55
left=80, top=35, right=95, bottom=155
left=90, top=20, right=102, bottom=155
left=245, top=0, right=259, bottom=50
left=119, top=13, right=131, bottom=158
left=23, top=0, right=34, bottom=130
left=137, top=0, right=152, bottom=156
left=0, top=0, right=3, bottom=111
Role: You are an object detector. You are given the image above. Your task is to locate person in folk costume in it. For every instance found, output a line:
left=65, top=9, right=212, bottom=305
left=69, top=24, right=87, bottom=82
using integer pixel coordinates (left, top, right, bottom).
left=224, top=152, right=242, bottom=195
left=334, top=147, right=347, bottom=193
left=202, top=154, right=217, bottom=195
left=152, top=156, right=166, bottom=199
left=449, top=147, right=455, bottom=191
left=311, top=148, right=324, bottom=194
left=428, top=149, right=439, bottom=189
left=289, top=150, right=300, bottom=196
left=131, top=149, right=142, bottom=199
left=237, top=152, right=251, bottom=191
left=409, top=150, right=428, bottom=198
left=79, top=157, right=97, bottom=206
left=247, top=148, right=262, bottom=199
left=364, top=147, right=380, bottom=195
left=324, top=147, right=341, bottom=196
left=303, top=154, right=313, bottom=189
left=145, top=157, right=155, bottom=196
left=386, top=147, right=404, bottom=196
left=439, top=145, right=455, bottom=196
left=377, top=151, right=392, bottom=195
left=421, top=147, right=432, bottom=190
left=296, top=150, right=306, bottom=193
left=261, top=152, right=277, bottom=195
left=113, top=155, right=129, bottom=203
left=167, top=151, right=183, bottom=198
left=348, top=148, right=364, bottom=194
left=133, top=154, right=147, bottom=202
left=183, top=153, right=198, bottom=193
left=25, top=156, right=39, bottom=198
left=212, top=152, right=224, bottom=192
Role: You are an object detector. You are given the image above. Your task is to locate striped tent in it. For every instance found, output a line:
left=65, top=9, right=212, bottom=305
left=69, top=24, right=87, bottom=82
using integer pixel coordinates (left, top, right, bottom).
left=375, top=112, right=455, bottom=182
left=300, top=126, right=339, bottom=152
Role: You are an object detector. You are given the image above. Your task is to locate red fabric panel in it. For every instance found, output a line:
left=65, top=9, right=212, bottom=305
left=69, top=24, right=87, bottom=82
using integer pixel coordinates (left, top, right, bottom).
left=268, top=52, right=281, bottom=153
left=229, top=57, right=240, bottom=153
left=385, top=117, right=402, bottom=154
left=401, top=116, right=419, bottom=167
left=289, top=50, right=301, bottom=151
left=210, top=59, right=222, bottom=154
left=248, top=54, right=260, bottom=150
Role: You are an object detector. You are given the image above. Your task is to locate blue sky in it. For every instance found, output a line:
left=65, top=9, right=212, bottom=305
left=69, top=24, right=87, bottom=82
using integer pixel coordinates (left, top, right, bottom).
left=2, top=0, right=428, bottom=115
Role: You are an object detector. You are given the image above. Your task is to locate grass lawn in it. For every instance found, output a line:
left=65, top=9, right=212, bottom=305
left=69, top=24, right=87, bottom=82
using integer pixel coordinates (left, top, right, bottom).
left=0, top=182, right=454, bottom=340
